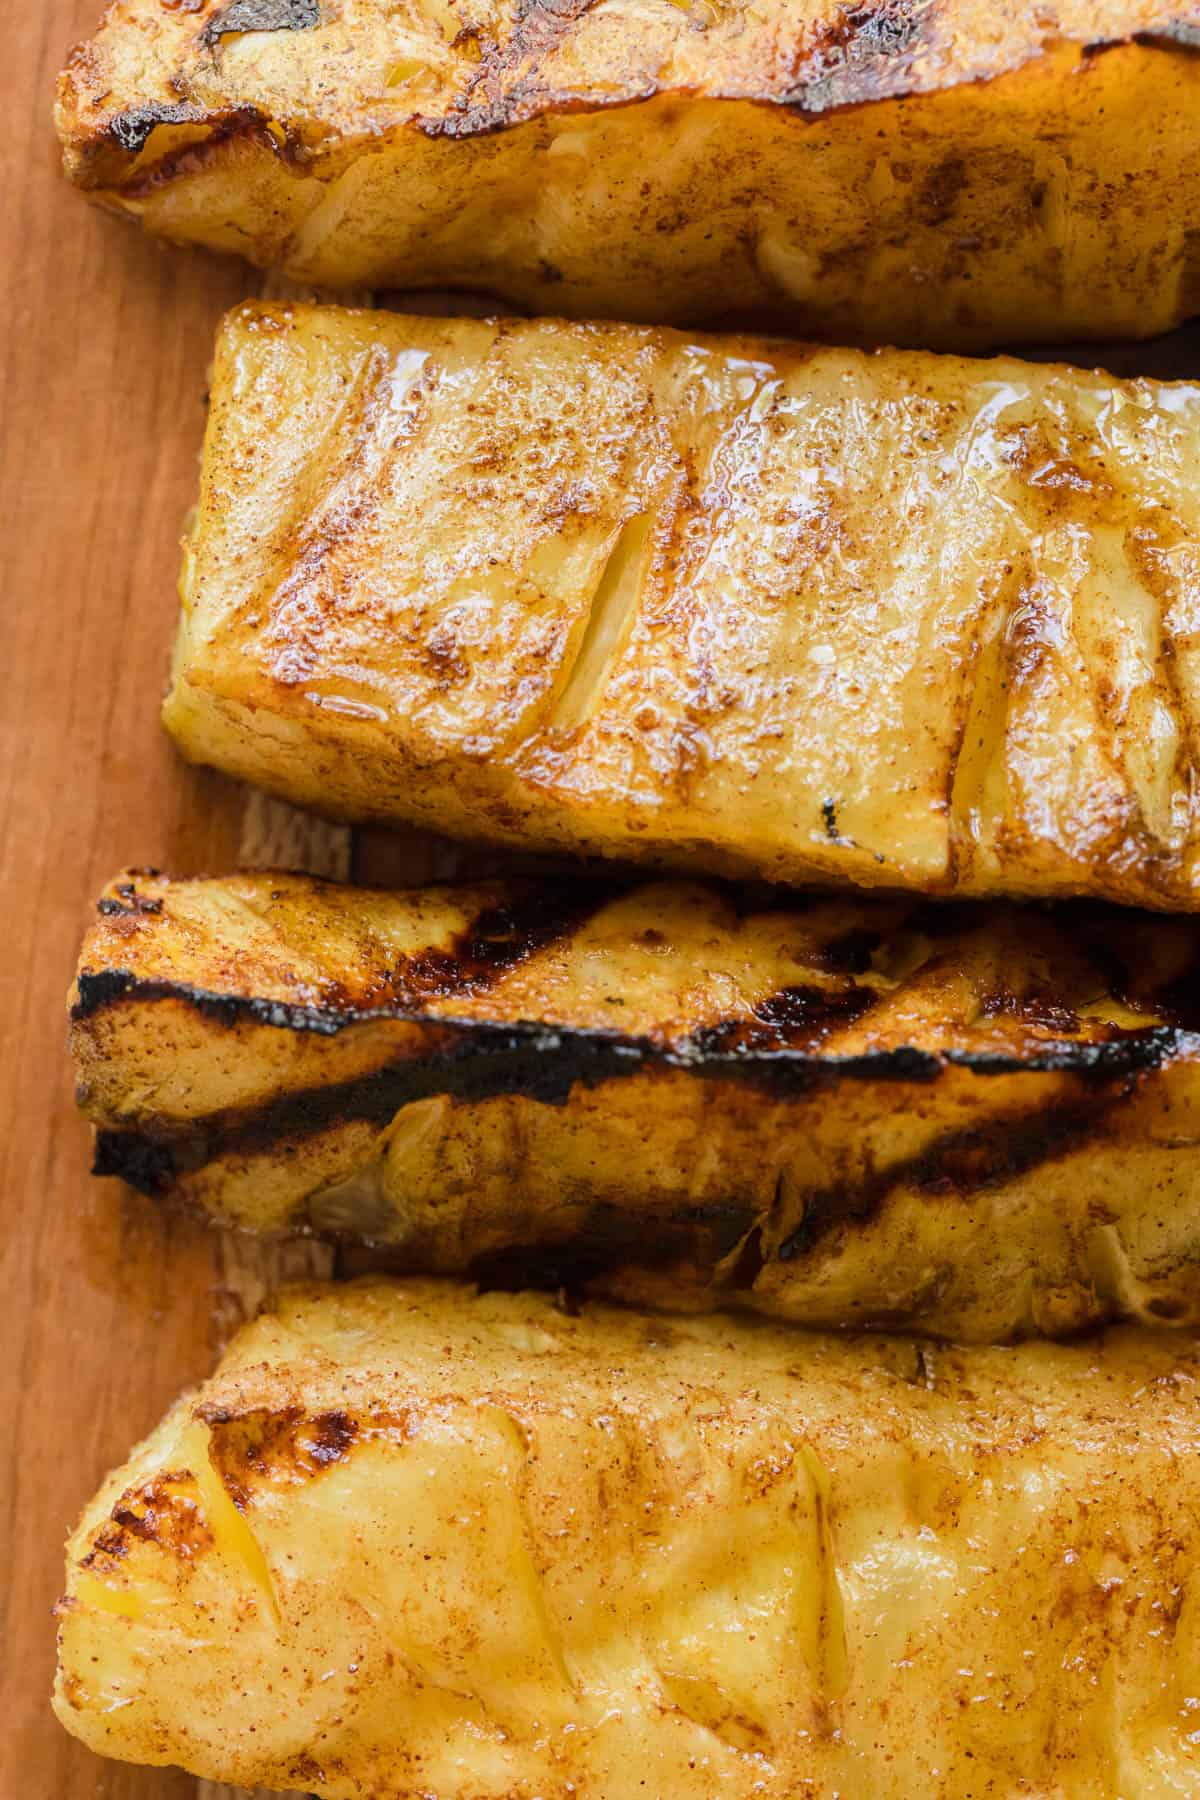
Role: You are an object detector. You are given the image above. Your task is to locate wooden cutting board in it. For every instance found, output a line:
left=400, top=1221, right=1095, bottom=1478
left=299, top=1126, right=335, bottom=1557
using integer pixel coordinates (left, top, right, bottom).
left=4, top=6, right=1200, bottom=1797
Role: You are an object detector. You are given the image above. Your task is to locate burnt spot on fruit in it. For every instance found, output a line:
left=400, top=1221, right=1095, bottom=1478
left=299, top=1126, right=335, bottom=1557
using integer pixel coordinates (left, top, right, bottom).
left=92, top=1127, right=178, bottom=1196
left=814, top=798, right=885, bottom=864
left=80, top=1473, right=213, bottom=1572
left=105, top=101, right=205, bottom=154
left=394, top=884, right=615, bottom=1005
left=98, top=892, right=163, bottom=922
left=784, top=0, right=944, bottom=114
left=418, top=0, right=601, bottom=138
left=202, top=0, right=320, bottom=43
left=109, top=881, right=163, bottom=915
left=979, top=987, right=1081, bottom=1037
left=692, top=981, right=880, bottom=1055
left=203, top=1407, right=363, bottom=1507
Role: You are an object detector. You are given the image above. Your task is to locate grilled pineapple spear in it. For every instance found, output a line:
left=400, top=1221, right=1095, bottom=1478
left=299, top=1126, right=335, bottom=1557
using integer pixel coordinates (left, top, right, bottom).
left=72, top=868, right=1200, bottom=1341
left=56, top=1279, right=1200, bottom=1797
left=165, top=303, right=1200, bottom=911
left=56, top=2, right=1200, bottom=350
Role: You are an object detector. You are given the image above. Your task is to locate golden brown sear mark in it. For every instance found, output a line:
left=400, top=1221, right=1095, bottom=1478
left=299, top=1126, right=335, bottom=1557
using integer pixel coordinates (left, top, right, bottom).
left=203, top=1406, right=363, bottom=1507
left=80, top=1474, right=214, bottom=1574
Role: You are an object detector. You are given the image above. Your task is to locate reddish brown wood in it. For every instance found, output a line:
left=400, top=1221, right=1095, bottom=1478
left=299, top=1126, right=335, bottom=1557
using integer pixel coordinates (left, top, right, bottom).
left=0, top=10, right=304, bottom=1793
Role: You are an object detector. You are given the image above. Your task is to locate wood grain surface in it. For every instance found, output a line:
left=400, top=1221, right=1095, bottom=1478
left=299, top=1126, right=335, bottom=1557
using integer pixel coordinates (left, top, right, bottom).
left=2, top=11, right=338, bottom=1796
left=4, top=6, right=1200, bottom=1797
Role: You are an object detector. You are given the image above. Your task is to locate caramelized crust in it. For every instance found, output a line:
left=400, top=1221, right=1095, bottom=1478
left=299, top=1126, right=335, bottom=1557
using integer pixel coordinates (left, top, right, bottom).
left=167, top=304, right=1200, bottom=910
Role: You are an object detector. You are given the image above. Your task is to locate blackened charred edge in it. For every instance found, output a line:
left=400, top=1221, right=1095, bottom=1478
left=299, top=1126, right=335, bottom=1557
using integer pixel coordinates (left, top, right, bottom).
left=692, top=982, right=879, bottom=1054
left=419, top=0, right=945, bottom=138
left=74, top=970, right=396, bottom=1036
left=74, top=958, right=1200, bottom=1074
left=780, top=10, right=1200, bottom=118
left=202, top=0, right=320, bottom=43
left=91, top=1011, right=1196, bottom=1201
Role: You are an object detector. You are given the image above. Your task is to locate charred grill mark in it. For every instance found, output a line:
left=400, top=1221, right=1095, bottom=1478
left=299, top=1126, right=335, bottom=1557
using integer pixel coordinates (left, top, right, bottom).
left=75, top=970, right=353, bottom=1035
left=784, top=0, right=943, bottom=114
left=81, top=1475, right=213, bottom=1572
left=417, top=0, right=602, bottom=140
left=92, top=1023, right=665, bottom=1198
left=74, top=883, right=613, bottom=1029
left=202, top=0, right=320, bottom=42
left=389, top=886, right=612, bottom=1006
left=691, top=982, right=880, bottom=1055
left=778, top=1087, right=1136, bottom=1263
left=89, top=1006, right=1195, bottom=1201
left=941, top=1032, right=1188, bottom=1076
left=979, top=987, right=1081, bottom=1036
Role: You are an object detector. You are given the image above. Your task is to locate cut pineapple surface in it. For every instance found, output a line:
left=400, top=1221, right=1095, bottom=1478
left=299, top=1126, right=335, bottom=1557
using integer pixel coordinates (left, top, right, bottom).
left=167, top=303, right=1200, bottom=909
left=56, top=1280, right=1200, bottom=1797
